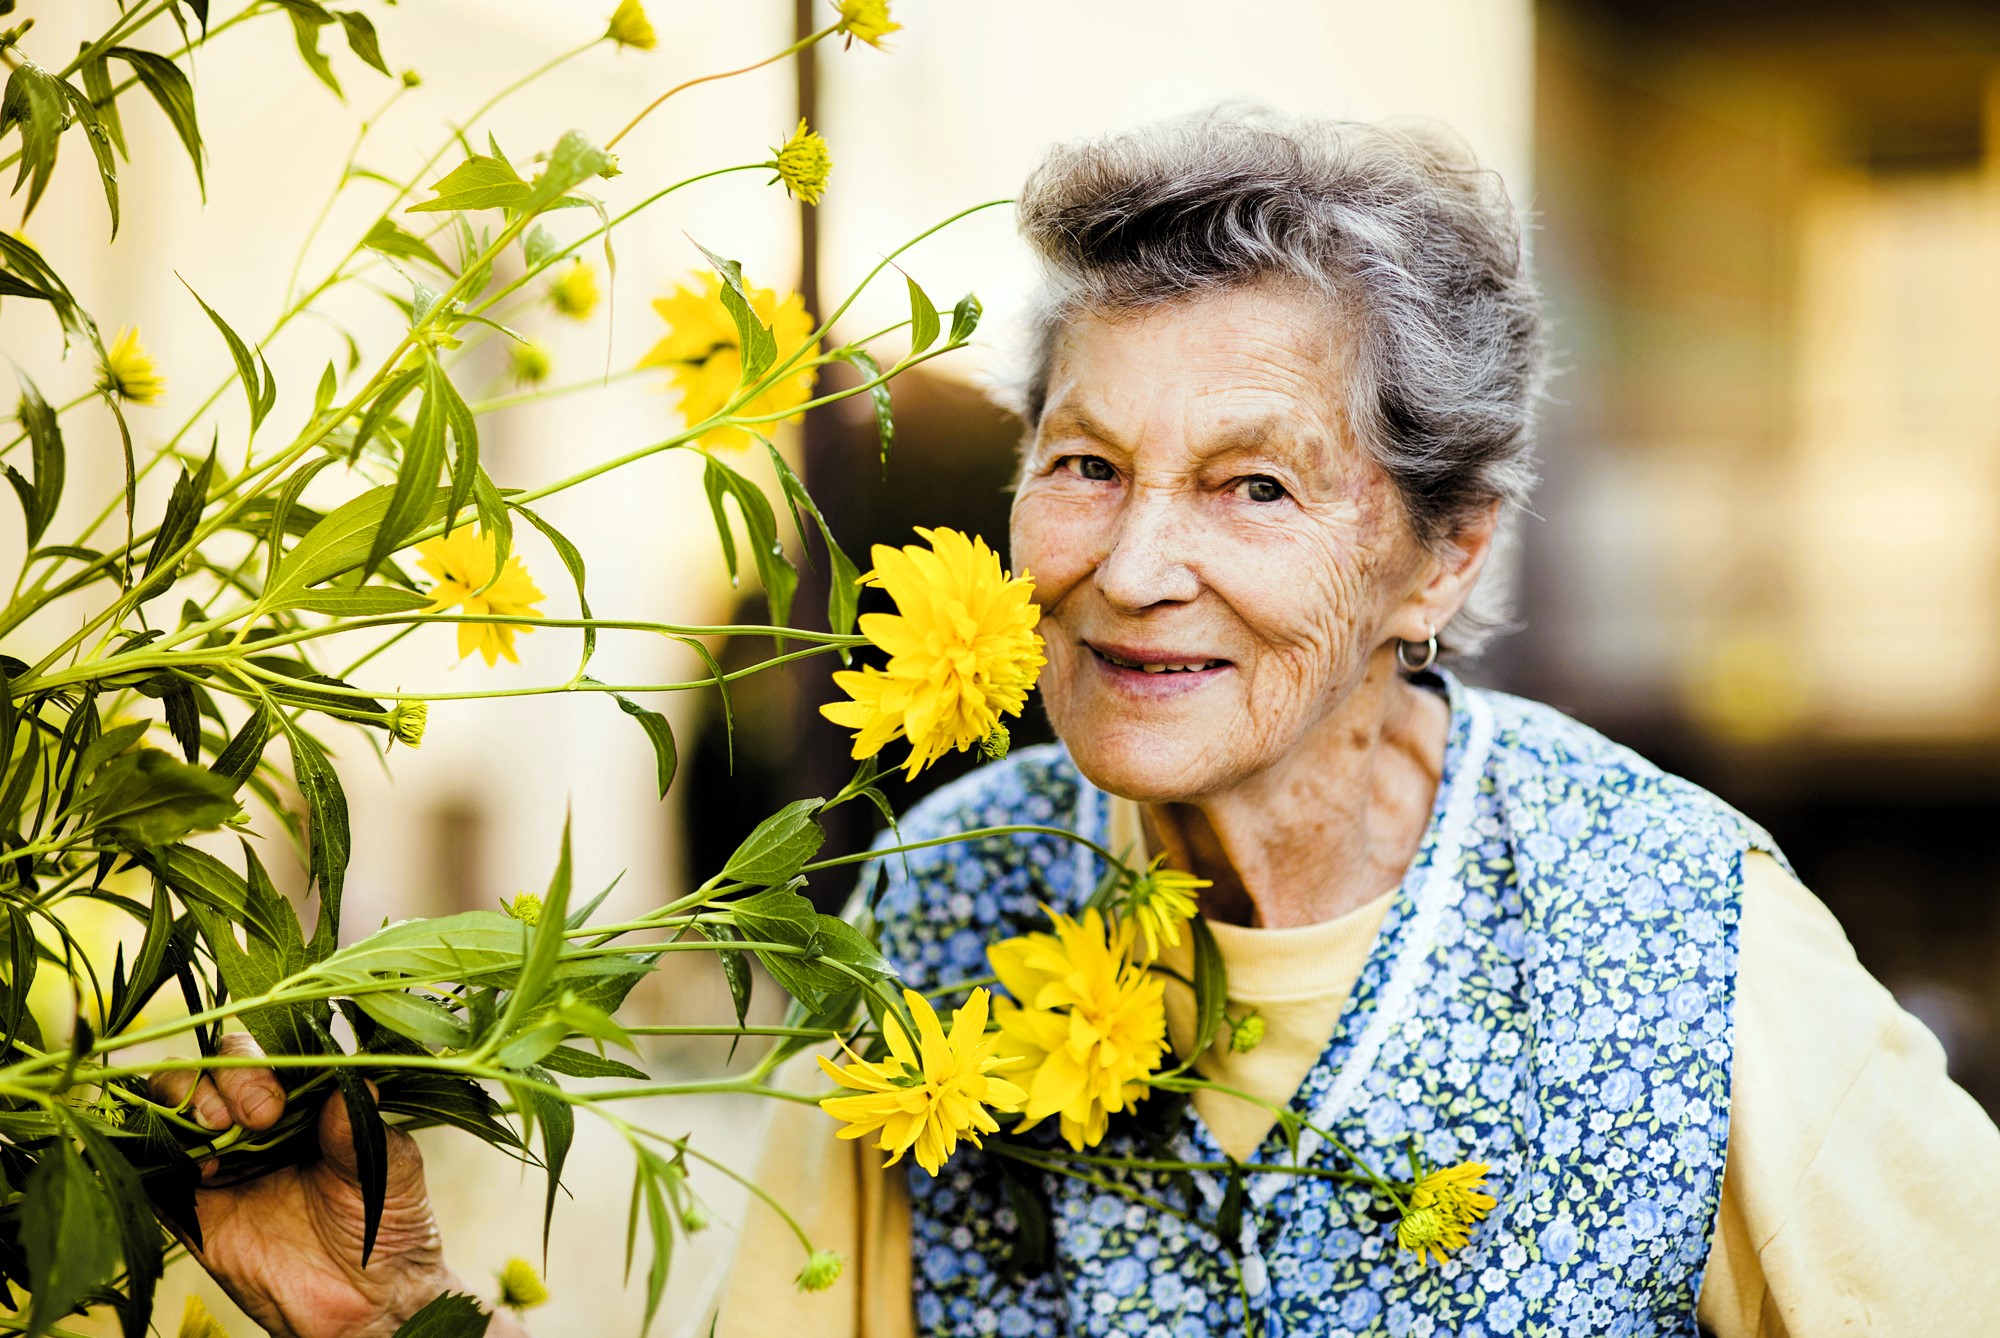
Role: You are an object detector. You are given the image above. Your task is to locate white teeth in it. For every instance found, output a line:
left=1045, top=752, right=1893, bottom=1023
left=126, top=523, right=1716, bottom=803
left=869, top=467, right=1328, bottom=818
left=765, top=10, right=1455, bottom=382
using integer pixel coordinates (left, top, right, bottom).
left=1101, top=650, right=1219, bottom=674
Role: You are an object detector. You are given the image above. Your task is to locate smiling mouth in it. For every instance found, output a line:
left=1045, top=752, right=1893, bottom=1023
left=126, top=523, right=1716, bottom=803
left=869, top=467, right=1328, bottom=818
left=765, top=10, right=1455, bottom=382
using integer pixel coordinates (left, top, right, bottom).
left=1090, top=646, right=1229, bottom=675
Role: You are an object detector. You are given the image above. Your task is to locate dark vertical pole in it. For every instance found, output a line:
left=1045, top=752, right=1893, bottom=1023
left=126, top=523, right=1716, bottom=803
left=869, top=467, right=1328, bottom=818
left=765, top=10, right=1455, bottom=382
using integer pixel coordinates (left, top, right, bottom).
left=792, top=0, right=868, bottom=875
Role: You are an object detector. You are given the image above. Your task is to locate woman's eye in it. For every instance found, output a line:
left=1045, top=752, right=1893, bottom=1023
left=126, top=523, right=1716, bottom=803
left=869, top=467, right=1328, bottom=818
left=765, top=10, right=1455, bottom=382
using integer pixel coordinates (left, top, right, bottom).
left=1240, top=475, right=1288, bottom=503
left=1062, top=455, right=1117, bottom=482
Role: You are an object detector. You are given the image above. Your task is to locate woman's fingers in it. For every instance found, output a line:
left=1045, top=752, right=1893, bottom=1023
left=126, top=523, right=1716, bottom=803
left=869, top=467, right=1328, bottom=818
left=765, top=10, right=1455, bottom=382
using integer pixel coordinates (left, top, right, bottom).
left=148, top=1034, right=286, bottom=1132
left=211, top=1033, right=286, bottom=1131
left=151, top=1066, right=233, bottom=1131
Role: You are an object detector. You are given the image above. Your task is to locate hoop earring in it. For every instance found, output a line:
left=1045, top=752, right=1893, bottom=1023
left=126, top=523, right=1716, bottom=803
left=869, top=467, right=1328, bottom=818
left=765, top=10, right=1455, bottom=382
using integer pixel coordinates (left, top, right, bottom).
left=1396, top=624, right=1438, bottom=674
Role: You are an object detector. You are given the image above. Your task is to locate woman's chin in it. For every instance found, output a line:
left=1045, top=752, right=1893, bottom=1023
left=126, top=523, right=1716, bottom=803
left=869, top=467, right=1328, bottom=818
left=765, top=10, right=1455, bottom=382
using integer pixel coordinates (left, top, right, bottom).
left=1058, top=726, right=1236, bottom=805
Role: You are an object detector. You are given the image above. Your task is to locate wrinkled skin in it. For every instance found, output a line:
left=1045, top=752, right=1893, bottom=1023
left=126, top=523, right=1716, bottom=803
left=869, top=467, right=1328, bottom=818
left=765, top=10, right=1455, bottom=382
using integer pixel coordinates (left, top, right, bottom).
left=1011, top=279, right=1497, bottom=927
left=150, top=1033, right=531, bottom=1338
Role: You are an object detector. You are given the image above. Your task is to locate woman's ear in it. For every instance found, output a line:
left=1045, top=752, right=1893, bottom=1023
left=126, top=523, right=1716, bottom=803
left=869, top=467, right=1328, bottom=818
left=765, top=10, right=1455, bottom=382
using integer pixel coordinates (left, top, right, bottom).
left=1392, top=500, right=1501, bottom=641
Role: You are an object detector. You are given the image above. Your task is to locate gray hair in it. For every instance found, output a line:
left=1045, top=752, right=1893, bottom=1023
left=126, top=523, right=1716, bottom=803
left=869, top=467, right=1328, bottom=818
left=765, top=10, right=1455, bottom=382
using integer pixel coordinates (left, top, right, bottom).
left=1002, top=104, right=1545, bottom=658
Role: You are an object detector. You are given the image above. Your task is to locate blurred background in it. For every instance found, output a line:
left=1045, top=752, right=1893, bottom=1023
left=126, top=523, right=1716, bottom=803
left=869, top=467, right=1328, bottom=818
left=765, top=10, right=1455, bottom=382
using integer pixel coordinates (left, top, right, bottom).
left=7, top=0, right=1998, bottom=1331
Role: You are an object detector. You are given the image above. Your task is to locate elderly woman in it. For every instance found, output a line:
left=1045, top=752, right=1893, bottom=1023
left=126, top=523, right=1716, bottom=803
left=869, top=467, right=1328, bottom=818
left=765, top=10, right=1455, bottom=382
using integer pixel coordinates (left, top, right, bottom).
left=169, top=109, right=2000, bottom=1336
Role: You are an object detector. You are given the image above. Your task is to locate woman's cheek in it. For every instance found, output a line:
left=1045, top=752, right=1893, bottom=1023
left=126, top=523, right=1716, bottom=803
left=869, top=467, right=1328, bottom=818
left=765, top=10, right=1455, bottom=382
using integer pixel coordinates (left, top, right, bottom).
left=1010, top=487, right=1101, bottom=607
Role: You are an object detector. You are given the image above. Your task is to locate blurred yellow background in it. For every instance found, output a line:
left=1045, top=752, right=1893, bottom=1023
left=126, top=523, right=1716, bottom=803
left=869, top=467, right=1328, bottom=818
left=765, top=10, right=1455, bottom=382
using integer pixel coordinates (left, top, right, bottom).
left=6, top=1, right=1996, bottom=1332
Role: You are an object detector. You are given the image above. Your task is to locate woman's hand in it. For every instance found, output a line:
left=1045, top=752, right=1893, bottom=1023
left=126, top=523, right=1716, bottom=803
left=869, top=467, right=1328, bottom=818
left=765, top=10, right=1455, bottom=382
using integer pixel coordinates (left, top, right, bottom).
left=150, top=1033, right=522, bottom=1338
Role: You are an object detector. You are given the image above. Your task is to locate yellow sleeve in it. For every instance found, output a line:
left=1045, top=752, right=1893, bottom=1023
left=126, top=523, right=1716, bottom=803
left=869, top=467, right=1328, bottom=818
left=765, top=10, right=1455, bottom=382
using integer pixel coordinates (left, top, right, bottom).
left=1698, top=852, right=2000, bottom=1336
left=717, top=1052, right=914, bottom=1337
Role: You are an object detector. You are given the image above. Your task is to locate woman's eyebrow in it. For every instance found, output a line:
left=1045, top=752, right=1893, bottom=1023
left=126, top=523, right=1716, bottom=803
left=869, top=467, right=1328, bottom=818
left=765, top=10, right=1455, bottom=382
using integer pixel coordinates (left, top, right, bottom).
left=1038, top=405, right=1123, bottom=447
left=1194, top=415, right=1334, bottom=472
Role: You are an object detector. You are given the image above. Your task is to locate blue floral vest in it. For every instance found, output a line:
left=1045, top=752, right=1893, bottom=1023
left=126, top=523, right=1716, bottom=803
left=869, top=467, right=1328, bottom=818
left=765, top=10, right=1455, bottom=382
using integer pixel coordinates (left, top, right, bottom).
left=868, top=671, right=1784, bottom=1337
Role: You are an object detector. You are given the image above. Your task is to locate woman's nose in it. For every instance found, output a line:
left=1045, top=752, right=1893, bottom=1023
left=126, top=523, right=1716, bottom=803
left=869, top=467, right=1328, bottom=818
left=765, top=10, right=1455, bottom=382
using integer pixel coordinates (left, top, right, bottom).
left=1093, top=489, right=1200, bottom=610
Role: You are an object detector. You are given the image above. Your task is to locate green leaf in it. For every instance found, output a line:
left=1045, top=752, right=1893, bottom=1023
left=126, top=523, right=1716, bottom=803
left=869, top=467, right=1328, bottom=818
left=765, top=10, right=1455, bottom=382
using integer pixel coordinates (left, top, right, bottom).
left=374, top=1072, right=525, bottom=1154
left=832, top=347, right=893, bottom=471
left=713, top=924, right=752, bottom=1050
left=1189, top=915, right=1228, bottom=1060
left=279, top=718, right=350, bottom=955
left=812, top=913, right=890, bottom=979
left=309, top=1014, right=388, bottom=1264
left=392, top=1292, right=492, bottom=1338
left=513, top=504, right=593, bottom=675
left=722, top=800, right=825, bottom=886
left=762, top=441, right=861, bottom=638
left=523, top=224, right=560, bottom=270
left=210, top=702, right=273, bottom=789
left=284, top=586, right=433, bottom=617
left=363, top=356, right=450, bottom=576
left=277, top=0, right=343, bottom=96
left=22, top=1137, right=121, bottom=1332
left=350, top=989, right=468, bottom=1051
left=143, top=444, right=217, bottom=584
left=691, top=240, right=777, bottom=382
left=111, top=47, right=204, bottom=197
left=408, top=154, right=530, bottom=213
left=522, top=130, right=612, bottom=216
left=949, top=292, right=983, bottom=344
left=523, top=1064, right=572, bottom=1250
left=56, top=76, right=122, bottom=237
left=67, top=1111, right=165, bottom=1338
left=266, top=482, right=449, bottom=607
left=483, top=815, right=575, bottom=1056
left=363, top=218, right=450, bottom=273
left=538, top=1044, right=647, bottom=1081
left=182, top=279, right=276, bottom=435
left=266, top=454, right=337, bottom=579
left=702, top=454, right=798, bottom=628
left=77, top=748, right=237, bottom=847
left=0, top=63, right=70, bottom=221
left=8, top=370, right=64, bottom=546
left=311, top=910, right=641, bottom=990
left=632, top=1146, right=676, bottom=1334
left=906, top=275, right=940, bottom=354
left=598, top=685, right=675, bottom=799
left=80, top=55, right=127, bottom=160
left=0, top=231, right=100, bottom=350
left=335, top=10, right=391, bottom=76
left=427, top=356, right=481, bottom=540
left=107, top=878, right=175, bottom=1033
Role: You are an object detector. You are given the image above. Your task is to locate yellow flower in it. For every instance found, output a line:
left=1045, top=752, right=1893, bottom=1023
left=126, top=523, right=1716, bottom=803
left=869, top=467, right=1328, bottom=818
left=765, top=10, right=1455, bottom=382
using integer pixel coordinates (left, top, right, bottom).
left=771, top=119, right=832, bottom=205
left=820, top=528, right=1045, bottom=780
left=547, top=260, right=598, bottom=321
left=606, top=0, right=657, bottom=50
left=416, top=528, right=547, bottom=667
left=1124, top=854, right=1208, bottom=962
left=794, top=1248, right=843, bottom=1293
left=1394, top=1161, right=1497, bottom=1267
left=817, top=987, right=1026, bottom=1176
left=989, top=908, right=1169, bottom=1151
left=834, top=0, right=901, bottom=48
left=179, top=1295, right=230, bottom=1338
left=99, top=326, right=165, bottom=404
left=496, top=1256, right=550, bottom=1310
left=638, top=273, right=819, bottom=451
left=511, top=340, right=552, bottom=385
left=388, top=702, right=427, bottom=749
left=503, top=891, right=543, bottom=925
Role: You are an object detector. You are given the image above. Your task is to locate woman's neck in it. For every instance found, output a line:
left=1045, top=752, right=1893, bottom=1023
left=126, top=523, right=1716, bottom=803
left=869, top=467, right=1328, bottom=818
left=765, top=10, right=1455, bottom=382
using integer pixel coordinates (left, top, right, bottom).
left=1142, top=663, right=1449, bottom=929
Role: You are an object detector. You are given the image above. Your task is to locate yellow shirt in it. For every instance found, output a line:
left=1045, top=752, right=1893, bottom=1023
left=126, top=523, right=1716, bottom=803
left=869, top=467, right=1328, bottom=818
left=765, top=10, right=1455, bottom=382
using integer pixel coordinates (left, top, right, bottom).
left=722, top=801, right=2000, bottom=1336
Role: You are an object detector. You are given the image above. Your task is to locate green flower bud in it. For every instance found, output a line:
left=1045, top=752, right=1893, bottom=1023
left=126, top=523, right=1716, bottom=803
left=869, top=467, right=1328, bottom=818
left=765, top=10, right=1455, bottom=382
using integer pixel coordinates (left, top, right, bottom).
left=795, top=1249, right=843, bottom=1293
left=1229, top=1009, right=1266, bottom=1054
left=389, top=701, right=428, bottom=749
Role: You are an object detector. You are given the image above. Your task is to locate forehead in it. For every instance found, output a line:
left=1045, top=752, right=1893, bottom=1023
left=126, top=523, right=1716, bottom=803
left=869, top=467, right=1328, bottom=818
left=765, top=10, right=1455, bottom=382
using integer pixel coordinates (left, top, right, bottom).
left=1039, top=280, right=1349, bottom=435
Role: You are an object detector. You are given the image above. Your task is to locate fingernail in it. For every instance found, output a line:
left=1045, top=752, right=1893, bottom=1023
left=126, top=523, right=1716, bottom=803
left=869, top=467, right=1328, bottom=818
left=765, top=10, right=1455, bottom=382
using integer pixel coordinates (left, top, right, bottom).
left=194, top=1091, right=231, bottom=1131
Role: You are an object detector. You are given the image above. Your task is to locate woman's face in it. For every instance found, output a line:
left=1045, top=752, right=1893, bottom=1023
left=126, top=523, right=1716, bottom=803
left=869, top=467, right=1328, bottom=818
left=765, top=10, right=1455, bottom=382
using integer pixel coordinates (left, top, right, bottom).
left=1010, top=280, right=1435, bottom=803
